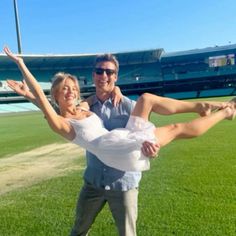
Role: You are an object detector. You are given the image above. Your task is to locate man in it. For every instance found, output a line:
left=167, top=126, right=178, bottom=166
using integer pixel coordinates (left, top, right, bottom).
left=70, top=54, right=159, bottom=236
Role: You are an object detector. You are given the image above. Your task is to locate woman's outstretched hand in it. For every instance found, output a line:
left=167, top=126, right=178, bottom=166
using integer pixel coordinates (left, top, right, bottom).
left=4, top=46, right=35, bottom=99
left=3, top=46, right=23, bottom=64
left=7, top=79, right=32, bottom=97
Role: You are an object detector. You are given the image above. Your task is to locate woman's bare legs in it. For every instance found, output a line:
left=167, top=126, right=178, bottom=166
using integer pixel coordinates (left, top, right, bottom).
left=131, top=93, right=236, bottom=147
left=155, top=106, right=234, bottom=147
left=131, top=93, right=227, bottom=120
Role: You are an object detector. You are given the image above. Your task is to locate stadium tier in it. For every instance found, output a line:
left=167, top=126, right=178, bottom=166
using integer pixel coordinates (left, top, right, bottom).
left=0, top=45, right=236, bottom=112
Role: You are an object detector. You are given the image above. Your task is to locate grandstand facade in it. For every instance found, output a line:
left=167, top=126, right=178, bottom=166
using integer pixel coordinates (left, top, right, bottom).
left=0, top=44, right=236, bottom=112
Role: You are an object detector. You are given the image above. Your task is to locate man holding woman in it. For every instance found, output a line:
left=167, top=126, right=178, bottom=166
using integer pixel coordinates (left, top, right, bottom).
left=69, top=53, right=160, bottom=236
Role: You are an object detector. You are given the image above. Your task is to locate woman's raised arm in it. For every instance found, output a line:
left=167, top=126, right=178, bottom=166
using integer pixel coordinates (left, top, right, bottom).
left=4, top=46, right=74, bottom=140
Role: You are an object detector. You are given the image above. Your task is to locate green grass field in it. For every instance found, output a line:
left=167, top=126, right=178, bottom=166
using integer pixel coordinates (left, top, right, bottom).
left=0, top=97, right=236, bottom=236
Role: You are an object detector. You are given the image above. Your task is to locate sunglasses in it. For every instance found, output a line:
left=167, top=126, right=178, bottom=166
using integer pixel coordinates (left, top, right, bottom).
left=94, top=68, right=116, bottom=76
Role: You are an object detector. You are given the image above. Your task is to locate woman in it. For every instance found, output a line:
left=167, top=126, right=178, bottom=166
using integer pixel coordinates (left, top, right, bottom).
left=4, top=46, right=236, bottom=171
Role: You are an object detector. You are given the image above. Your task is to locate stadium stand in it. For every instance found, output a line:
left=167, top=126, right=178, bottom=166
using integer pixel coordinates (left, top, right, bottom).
left=0, top=44, right=236, bottom=113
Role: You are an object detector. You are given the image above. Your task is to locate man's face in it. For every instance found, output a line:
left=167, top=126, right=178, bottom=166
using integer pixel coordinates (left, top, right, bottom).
left=93, top=61, right=117, bottom=93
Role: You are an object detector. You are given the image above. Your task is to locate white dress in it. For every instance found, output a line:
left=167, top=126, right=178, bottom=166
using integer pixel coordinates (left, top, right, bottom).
left=69, top=114, right=157, bottom=171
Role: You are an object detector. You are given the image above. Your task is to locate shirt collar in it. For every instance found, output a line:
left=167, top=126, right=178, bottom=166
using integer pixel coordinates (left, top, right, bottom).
left=92, top=95, right=113, bottom=106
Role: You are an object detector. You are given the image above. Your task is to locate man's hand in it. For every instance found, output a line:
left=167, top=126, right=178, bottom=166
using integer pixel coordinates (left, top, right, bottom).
left=141, top=141, right=160, bottom=158
left=111, top=86, right=123, bottom=107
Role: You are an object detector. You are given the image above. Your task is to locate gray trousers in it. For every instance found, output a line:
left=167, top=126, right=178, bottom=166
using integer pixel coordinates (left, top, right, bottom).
left=70, top=182, right=138, bottom=236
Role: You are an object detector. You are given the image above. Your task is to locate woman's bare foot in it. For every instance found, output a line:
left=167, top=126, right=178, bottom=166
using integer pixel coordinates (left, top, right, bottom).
left=225, top=106, right=236, bottom=120
left=228, top=97, right=236, bottom=109
left=198, top=102, right=228, bottom=117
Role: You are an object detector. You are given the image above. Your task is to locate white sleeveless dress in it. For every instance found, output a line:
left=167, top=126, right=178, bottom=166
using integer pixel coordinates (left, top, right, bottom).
left=68, top=114, right=157, bottom=171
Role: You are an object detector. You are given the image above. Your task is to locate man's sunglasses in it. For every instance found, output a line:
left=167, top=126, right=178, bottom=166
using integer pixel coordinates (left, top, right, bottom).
left=94, top=68, right=116, bottom=76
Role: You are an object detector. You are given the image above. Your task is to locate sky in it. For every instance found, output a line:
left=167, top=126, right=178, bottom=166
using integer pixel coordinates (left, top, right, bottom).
left=1, top=0, right=236, bottom=55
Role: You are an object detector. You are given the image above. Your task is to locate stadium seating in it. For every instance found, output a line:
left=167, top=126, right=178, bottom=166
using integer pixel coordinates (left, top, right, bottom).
left=0, top=44, right=236, bottom=113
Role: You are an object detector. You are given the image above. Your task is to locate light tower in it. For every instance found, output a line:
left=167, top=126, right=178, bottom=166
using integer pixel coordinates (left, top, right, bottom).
left=13, top=0, right=22, bottom=53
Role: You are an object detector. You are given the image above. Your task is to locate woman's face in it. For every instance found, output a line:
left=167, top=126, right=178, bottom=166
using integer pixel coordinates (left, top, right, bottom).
left=56, top=78, right=79, bottom=106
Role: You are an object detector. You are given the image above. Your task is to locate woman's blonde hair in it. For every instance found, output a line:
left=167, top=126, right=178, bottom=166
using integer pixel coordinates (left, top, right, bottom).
left=50, top=72, right=80, bottom=105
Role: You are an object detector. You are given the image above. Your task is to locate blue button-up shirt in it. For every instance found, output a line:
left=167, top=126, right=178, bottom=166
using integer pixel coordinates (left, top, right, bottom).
left=83, top=95, right=142, bottom=191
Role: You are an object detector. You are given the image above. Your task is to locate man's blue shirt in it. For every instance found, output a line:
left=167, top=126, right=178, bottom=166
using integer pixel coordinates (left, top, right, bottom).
left=83, top=95, right=142, bottom=191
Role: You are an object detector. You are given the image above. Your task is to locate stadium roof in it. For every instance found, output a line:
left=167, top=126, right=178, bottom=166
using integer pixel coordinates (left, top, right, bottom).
left=161, top=44, right=236, bottom=61
left=0, top=48, right=163, bottom=70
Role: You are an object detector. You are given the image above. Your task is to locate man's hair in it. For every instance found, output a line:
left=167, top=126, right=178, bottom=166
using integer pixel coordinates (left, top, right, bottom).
left=94, top=54, right=119, bottom=72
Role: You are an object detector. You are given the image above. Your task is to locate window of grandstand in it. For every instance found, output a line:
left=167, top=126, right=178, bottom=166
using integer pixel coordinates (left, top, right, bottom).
left=209, top=54, right=235, bottom=67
